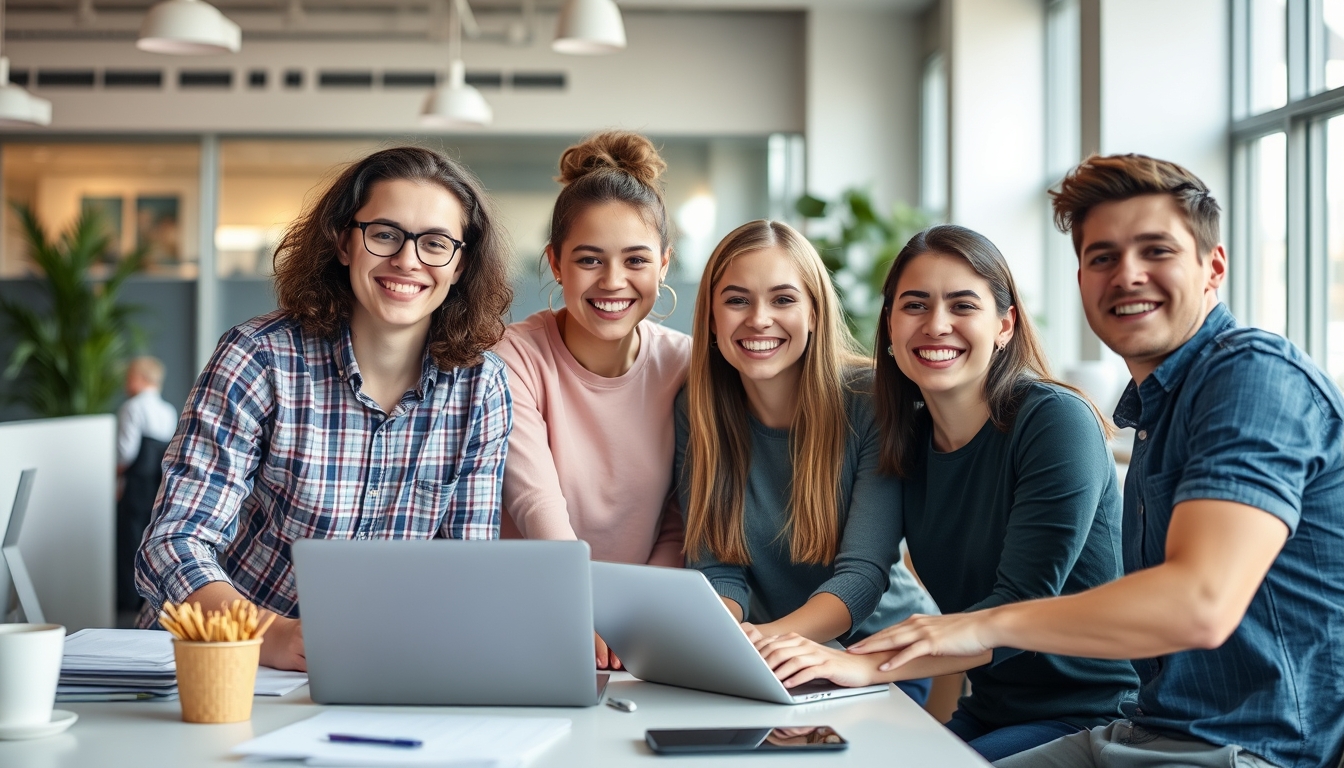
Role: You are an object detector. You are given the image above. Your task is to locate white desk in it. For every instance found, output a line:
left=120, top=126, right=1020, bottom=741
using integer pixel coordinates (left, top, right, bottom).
left=0, top=674, right=990, bottom=767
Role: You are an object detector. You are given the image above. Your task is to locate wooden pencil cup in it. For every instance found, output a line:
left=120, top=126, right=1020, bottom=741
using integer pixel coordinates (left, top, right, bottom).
left=172, top=638, right=261, bottom=723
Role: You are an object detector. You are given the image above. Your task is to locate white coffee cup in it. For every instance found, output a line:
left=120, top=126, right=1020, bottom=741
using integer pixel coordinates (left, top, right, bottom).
left=0, top=624, right=65, bottom=727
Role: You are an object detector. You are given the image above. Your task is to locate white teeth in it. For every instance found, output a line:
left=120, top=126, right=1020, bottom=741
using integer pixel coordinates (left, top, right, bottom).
left=380, top=280, right=424, bottom=295
left=1114, top=302, right=1158, bottom=316
left=741, top=339, right=783, bottom=352
left=917, top=348, right=961, bottom=362
left=591, top=300, right=634, bottom=313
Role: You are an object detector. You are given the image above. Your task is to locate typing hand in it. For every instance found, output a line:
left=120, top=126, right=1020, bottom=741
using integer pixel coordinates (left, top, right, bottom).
left=755, top=633, right=881, bottom=688
left=739, top=622, right=766, bottom=645
left=260, top=615, right=306, bottom=672
left=594, top=632, right=623, bottom=671
left=847, top=612, right=993, bottom=671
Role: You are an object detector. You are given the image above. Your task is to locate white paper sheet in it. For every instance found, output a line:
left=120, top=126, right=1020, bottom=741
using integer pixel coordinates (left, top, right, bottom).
left=253, top=667, right=308, bottom=696
left=232, top=711, right=571, bottom=766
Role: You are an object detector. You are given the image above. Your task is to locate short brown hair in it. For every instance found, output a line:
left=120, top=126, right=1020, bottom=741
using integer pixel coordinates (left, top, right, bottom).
left=273, top=146, right=513, bottom=370
left=1050, top=153, right=1221, bottom=258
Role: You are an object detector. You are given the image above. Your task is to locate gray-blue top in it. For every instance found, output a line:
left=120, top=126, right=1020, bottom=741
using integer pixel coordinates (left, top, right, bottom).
left=1116, top=303, right=1344, bottom=768
left=673, top=375, right=937, bottom=644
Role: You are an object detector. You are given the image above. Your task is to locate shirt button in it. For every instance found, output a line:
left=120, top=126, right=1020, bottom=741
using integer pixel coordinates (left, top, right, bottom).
left=356, top=531, right=368, bottom=540
left=368, top=489, right=378, bottom=497
left=1137, top=430, right=1148, bottom=441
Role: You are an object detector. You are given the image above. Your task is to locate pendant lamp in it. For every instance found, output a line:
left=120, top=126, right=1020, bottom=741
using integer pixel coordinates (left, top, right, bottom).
left=137, top=0, right=241, bottom=55
left=420, top=0, right=492, bottom=128
left=0, top=0, right=51, bottom=126
left=553, top=0, right=625, bottom=55
left=0, top=58, right=51, bottom=127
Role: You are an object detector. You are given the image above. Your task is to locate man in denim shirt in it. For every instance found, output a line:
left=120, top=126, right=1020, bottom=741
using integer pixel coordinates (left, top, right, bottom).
left=845, top=155, right=1344, bottom=768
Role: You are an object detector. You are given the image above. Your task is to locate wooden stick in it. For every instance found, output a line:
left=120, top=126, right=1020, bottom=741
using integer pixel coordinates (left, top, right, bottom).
left=254, top=612, right=277, bottom=640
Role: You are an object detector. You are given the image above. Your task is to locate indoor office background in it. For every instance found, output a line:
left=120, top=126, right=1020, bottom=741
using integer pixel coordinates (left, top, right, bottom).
left=0, top=0, right=1341, bottom=631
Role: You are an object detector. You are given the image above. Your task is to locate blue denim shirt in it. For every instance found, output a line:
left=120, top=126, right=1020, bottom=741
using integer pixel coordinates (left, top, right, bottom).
left=1115, top=303, right=1344, bottom=768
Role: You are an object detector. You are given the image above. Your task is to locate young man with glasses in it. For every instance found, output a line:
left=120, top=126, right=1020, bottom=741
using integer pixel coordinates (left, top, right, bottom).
left=135, top=147, right=515, bottom=671
left=841, top=155, right=1344, bottom=768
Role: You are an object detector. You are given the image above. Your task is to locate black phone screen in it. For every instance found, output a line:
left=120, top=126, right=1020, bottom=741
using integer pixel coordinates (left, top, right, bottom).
left=646, top=726, right=848, bottom=754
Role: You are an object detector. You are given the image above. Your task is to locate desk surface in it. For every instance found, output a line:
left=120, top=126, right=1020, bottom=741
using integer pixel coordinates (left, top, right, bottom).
left=0, top=674, right=989, bottom=767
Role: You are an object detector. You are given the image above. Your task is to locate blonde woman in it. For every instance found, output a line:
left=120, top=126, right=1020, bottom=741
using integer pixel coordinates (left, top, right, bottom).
left=495, top=131, right=690, bottom=669
left=674, top=219, right=936, bottom=704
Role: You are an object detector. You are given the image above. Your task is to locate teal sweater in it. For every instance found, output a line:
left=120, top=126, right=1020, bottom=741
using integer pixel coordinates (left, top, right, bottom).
left=673, top=376, right=938, bottom=644
left=905, top=382, right=1138, bottom=728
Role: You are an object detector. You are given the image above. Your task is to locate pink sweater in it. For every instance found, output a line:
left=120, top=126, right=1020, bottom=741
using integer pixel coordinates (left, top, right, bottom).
left=495, top=310, right=691, bottom=566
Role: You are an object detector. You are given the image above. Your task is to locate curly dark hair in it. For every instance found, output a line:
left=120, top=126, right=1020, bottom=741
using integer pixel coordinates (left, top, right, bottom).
left=272, top=146, right=513, bottom=369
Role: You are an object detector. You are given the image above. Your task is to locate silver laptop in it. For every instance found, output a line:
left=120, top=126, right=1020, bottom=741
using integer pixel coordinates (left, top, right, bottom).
left=293, top=539, right=608, bottom=707
left=592, top=562, right=889, bottom=704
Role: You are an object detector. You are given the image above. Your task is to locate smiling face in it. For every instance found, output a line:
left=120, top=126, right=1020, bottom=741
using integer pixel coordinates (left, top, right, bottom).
left=1076, top=194, right=1226, bottom=381
left=337, top=178, right=467, bottom=339
left=549, top=200, right=669, bottom=344
left=712, top=247, right=815, bottom=385
left=887, top=252, right=1014, bottom=401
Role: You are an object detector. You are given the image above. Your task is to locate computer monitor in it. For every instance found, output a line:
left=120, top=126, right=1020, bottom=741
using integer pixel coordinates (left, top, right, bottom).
left=0, top=469, right=45, bottom=624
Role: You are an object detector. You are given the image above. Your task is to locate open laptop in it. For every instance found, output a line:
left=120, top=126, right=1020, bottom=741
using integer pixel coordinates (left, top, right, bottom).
left=592, top=562, right=889, bottom=705
left=293, top=539, right=608, bottom=707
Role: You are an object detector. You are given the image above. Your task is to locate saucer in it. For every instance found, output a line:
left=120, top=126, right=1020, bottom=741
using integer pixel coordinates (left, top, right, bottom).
left=0, top=710, right=78, bottom=740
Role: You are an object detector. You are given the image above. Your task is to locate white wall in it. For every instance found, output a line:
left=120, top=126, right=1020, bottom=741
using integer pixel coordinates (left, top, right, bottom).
left=806, top=7, right=924, bottom=208
left=946, top=0, right=1047, bottom=311
left=1099, top=0, right=1230, bottom=228
left=3, top=11, right=805, bottom=136
left=0, top=416, right=115, bottom=631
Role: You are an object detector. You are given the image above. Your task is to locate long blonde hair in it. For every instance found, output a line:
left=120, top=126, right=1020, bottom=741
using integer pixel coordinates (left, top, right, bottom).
left=684, top=220, right=862, bottom=566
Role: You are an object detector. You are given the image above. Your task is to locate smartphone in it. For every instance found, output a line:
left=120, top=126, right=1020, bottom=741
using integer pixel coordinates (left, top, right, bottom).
left=645, top=726, right=848, bottom=754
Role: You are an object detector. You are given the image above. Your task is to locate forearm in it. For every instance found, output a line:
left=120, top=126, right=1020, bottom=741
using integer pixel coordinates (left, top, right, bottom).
left=759, top=593, right=852, bottom=644
left=869, top=650, right=992, bottom=682
left=986, top=561, right=1237, bottom=659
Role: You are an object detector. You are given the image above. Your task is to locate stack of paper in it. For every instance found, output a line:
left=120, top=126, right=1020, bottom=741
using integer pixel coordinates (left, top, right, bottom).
left=59, top=628, right=178, bottom=701
left=233, top=711, right=572, bottom=766
left=57, top=628, right=309, bottom=702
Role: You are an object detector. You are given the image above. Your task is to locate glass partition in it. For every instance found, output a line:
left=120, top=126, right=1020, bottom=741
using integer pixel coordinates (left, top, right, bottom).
left=1, top=142, right=202, bottom=279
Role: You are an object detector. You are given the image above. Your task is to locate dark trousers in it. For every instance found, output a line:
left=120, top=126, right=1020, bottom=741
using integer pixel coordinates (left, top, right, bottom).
left=117, top=436, right=168, bottom=613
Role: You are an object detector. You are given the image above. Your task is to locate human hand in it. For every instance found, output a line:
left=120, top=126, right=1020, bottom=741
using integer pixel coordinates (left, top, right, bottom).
left=847, top=612, right=995, bottom=671
left=739, top=622, right=765, bottom=645
left=594, top=632, right=623, bottom=671
left=754, top=633, right=883, bottom=688
left=259, top=615, right=306, bottom=671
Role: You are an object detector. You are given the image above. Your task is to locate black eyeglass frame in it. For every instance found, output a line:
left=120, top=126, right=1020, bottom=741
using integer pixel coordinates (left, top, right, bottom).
left=351, top=220, right=466, bottom=268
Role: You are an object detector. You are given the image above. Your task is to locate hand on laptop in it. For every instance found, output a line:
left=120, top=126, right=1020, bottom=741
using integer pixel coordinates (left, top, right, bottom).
left=260, top=616, right=307, bottom=672
left=754, top=633, right=887, bottom=689
left=594, top=632, right=623, bottom=671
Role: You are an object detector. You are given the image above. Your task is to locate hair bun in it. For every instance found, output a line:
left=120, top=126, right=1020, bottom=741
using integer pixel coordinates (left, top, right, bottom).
left=557, top=130, right=667, bottom=190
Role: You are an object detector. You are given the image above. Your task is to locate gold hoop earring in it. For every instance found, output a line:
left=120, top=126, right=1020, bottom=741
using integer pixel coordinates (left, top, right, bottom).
left=547, top=282, right=563, bottom=314
left=650, top=282, right=678, bottom=323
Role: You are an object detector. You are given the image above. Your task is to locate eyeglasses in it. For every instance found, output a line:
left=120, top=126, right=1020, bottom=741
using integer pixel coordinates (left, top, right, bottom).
left=352, top=221, right=465, bottom=268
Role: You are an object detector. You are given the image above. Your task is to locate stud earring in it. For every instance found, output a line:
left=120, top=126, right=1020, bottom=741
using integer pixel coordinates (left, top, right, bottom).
left=995, top=340, right=1007, bottom=353
left=886, top=345, right=894, bottom=357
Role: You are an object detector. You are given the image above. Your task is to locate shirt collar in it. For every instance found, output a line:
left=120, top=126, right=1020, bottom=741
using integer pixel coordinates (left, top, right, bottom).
left=1112, top=302, right=1236, bottom=429
left=335, top=322, right=443, bottom=401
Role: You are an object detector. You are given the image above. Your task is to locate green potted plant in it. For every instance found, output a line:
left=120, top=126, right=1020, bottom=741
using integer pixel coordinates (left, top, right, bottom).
left=796, top=189, right=928, bottom=350
left=0, top=204, right=145, bottom=417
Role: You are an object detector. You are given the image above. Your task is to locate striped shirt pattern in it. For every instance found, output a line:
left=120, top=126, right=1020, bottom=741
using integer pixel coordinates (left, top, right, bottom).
left=135, top=311, right=511, bottom=620
left=1116, top=304, right=1344, bottom=768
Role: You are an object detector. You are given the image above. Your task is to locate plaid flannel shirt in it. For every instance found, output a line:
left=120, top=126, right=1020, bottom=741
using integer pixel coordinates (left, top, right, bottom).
left=135, top=311, right=511, bottom=621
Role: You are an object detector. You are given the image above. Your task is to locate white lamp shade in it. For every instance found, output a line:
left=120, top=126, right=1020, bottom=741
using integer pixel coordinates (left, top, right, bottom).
left=0, top=59, right=51, bottom=127
left=553, top=0, right=626, bottom=55
left=420, top=61, right=492, bottom=128
left=137, top=0, right=241, bottom=55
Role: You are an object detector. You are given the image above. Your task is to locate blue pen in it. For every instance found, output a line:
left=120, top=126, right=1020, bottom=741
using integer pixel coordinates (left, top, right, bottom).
left=328, top=733, right=423, bottom=748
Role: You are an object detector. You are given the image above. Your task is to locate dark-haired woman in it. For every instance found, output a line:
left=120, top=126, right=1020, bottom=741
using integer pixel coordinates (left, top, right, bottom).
left=135, top=147, right=515, bottom=671
left=495, top=130, right=689, bottom=670
left=755, top=225, right=1138, bottom=761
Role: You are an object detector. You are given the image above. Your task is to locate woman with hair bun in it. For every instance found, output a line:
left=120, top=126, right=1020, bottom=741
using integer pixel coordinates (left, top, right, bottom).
left=136, top=146, right=515, bottom=671
left=495, top=130, right=690, bottom=669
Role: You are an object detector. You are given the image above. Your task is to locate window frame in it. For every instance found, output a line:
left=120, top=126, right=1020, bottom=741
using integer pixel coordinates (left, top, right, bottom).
left=1231, top=0, right=1344, bottom=362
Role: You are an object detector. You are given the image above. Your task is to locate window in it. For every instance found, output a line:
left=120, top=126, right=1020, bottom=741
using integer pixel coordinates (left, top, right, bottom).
left=1231, top=0, right=1344, bottom=364
left=1328, top=114, right=1344, bottom=387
